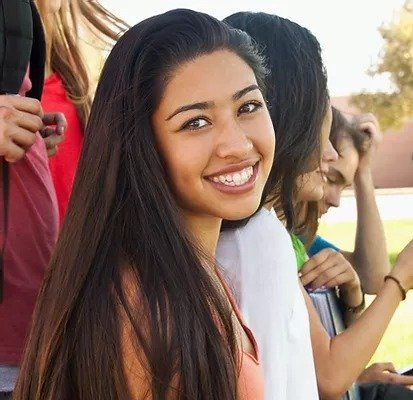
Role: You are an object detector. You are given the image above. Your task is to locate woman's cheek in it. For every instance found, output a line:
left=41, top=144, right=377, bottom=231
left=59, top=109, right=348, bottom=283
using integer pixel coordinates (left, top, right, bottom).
left=255, top=120, right=275, bottom=173
left=164, top=139, right=211, bottom=183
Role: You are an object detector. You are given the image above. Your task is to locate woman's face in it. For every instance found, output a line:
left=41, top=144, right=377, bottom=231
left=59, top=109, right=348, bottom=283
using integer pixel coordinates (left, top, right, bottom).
left=152, top=49, right=275, bottom=222
left=296, top=105, right=337, bottom=202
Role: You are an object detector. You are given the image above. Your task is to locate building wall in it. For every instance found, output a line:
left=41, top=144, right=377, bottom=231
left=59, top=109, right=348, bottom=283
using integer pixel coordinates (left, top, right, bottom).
left=332, top=97, right=413, bottom=188
left=372, top=125, right=413, bottom=188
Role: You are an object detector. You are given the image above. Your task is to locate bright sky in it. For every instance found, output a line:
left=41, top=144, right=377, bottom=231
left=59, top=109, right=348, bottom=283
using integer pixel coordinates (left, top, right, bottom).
left=101, top=0, right=406, bottom=97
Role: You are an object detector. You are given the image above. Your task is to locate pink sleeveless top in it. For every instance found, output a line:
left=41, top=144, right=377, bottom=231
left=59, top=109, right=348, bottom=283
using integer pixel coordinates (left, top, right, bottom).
left=217, top=269, right=265, bottom=400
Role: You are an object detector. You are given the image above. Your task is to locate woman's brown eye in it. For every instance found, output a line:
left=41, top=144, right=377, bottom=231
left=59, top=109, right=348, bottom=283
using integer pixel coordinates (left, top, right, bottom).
left=239, top=102, right=262, bottom=115
left=183, top=118, right=209, bottom=131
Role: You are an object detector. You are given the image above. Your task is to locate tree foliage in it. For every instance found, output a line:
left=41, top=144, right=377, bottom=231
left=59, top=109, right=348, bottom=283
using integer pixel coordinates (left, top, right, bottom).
left=350, top=1, right=413, bottom=130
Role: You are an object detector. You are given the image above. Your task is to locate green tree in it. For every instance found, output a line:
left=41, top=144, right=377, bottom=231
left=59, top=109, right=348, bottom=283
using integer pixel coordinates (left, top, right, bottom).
left=350, top=1, right=413, bottom=130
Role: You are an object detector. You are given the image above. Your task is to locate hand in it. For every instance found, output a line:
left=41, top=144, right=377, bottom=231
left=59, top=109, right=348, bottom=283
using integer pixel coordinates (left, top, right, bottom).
left=352, top=113, right=382, bottom=174
left=0, top=95, right=44, bottom=162
left=300, top=248, right=361, bottom=291
left=357, top=363, right=413, bottom=387
left=41, top=112, right=67, bottom=157
left=391, top=239, right=413, bottom=292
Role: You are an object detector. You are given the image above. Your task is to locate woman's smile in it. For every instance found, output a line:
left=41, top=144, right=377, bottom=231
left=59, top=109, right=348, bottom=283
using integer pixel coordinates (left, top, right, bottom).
left=205, top=161, right=260, bottom=194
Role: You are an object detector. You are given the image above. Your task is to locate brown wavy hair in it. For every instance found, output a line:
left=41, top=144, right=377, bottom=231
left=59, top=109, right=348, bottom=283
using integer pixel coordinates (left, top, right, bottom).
left=35, top=0, right=129, bottom=129
left=330, top=107, right=369, bottom=156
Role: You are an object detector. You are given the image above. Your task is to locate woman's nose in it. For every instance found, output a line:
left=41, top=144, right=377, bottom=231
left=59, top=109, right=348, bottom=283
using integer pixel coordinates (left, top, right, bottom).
left=215, top=121, right=253, bottom=160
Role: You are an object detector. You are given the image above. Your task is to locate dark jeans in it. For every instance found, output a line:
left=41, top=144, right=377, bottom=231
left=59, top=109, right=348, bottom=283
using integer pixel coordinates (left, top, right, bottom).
left=0, top=393, right=12, bottom=400
left=361, top=382, right=413, bottom=400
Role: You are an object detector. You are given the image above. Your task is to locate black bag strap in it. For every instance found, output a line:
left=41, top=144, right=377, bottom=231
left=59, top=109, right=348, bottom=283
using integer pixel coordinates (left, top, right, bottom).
left=0, top=0, right=33, bottom=94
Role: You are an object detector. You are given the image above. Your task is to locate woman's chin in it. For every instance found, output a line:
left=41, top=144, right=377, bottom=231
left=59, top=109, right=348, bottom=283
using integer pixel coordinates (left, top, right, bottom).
left=219, top=203, right=261, bottom=221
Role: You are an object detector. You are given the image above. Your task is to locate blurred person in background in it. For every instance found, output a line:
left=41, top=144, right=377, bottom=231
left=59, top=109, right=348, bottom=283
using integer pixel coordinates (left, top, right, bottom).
left=306, top=108, right=390, bottom=294
left=300, top=108, right=413, bottom=399
left=217, top=12, right=336, bottom=400
left=35, top=0, right=128, bottom=223
left=0, top=1, right=66, bottom=398
left=219, top=11, right=413, bottom=400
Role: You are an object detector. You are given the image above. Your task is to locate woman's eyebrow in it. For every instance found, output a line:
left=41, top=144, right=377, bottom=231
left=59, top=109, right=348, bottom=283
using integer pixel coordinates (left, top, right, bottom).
left=233, top=84, right=260, bottom=101
left=165, top=84, right=260, bottom=121
left=166, top=101, right=213, bottom=121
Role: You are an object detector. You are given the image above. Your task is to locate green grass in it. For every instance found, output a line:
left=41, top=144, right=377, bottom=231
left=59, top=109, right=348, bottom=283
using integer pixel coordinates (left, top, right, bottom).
left=318, top=219, right=413, bottom=369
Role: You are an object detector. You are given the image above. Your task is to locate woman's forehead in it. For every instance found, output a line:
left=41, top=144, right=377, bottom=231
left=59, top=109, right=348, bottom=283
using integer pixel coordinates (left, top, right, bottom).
left=158, top=50, right=258, bottom=109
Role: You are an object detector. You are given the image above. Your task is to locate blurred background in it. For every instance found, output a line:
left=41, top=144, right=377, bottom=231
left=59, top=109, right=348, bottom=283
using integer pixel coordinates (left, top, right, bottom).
left=90, top=0, right=413, bottom=369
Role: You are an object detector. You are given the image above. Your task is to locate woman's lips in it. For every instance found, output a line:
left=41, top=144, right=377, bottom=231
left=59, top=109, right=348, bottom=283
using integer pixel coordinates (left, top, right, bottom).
left=205, top=162, right=259, bottom=194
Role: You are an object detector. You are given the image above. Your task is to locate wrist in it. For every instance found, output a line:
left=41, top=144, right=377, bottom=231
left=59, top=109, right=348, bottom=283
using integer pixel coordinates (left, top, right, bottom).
left=339, top=286, right=365, bottom=313
left=340, top=272, right=362, bottom=293
left=390, top=262, right=413, bottom=291
left=384, top=274, right=407, bottom=301
left=354, top=167, right=373, bottom=187
left=341, top=281, right=362, bottom=298
left=340, top=276, right=364, bottom=305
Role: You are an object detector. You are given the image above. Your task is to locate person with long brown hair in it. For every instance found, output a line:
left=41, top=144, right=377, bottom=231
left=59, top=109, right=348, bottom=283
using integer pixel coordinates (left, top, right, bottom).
left=218, top=11, right=413, bottom=400
left=35, top=0, right=128, bottom=223
left=217, top=13, right=337, bottom=399
left=13, top=9, right=275, bottom=400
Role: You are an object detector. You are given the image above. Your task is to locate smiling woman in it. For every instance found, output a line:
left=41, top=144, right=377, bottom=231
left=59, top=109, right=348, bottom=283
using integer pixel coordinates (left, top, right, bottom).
left=13, top=8, right=274, bottom=400
left=153, top=51, right=274, bottom=224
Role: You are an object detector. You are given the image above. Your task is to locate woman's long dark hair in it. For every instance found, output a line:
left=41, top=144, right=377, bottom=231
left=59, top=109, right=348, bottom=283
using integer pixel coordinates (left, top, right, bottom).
left=223, top=12, right=329, bottom=230
left=14, top=9, right=267, bottom=400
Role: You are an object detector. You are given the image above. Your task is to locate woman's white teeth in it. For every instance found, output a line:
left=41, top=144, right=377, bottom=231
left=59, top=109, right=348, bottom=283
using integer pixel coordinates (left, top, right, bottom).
left=233, top=173, right=242, bottom=184
left=211, top=166, right=254, bottom=186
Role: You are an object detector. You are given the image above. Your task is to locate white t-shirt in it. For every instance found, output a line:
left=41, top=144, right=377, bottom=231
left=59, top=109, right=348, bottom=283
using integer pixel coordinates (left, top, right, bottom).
left=216, top=208, right=319, bottom=400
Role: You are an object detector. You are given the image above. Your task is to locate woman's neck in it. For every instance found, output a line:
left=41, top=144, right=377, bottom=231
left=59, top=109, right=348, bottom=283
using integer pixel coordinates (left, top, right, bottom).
left=182, top=211, right=221, bottom=258
left=296, top=201, right=308, bottom=227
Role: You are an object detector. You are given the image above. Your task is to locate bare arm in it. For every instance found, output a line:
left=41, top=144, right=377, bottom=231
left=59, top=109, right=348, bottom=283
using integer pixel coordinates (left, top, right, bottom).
left=300, top=249, right=364, bottom=326
left=305, top=239, right=413, bottom=400
left=305, top=281, right=401, bottom=399
left=342, top=114, right=390, bottom=294
left=343, top=169, right=390, bottom=293
left=338, top=275, right=364, bottom=326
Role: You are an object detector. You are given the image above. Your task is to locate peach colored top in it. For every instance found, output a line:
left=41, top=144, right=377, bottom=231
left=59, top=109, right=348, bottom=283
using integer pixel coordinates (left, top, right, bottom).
left=237, top=324, right=265, bottom=400
left=217, top=269, right=265, bottom=400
